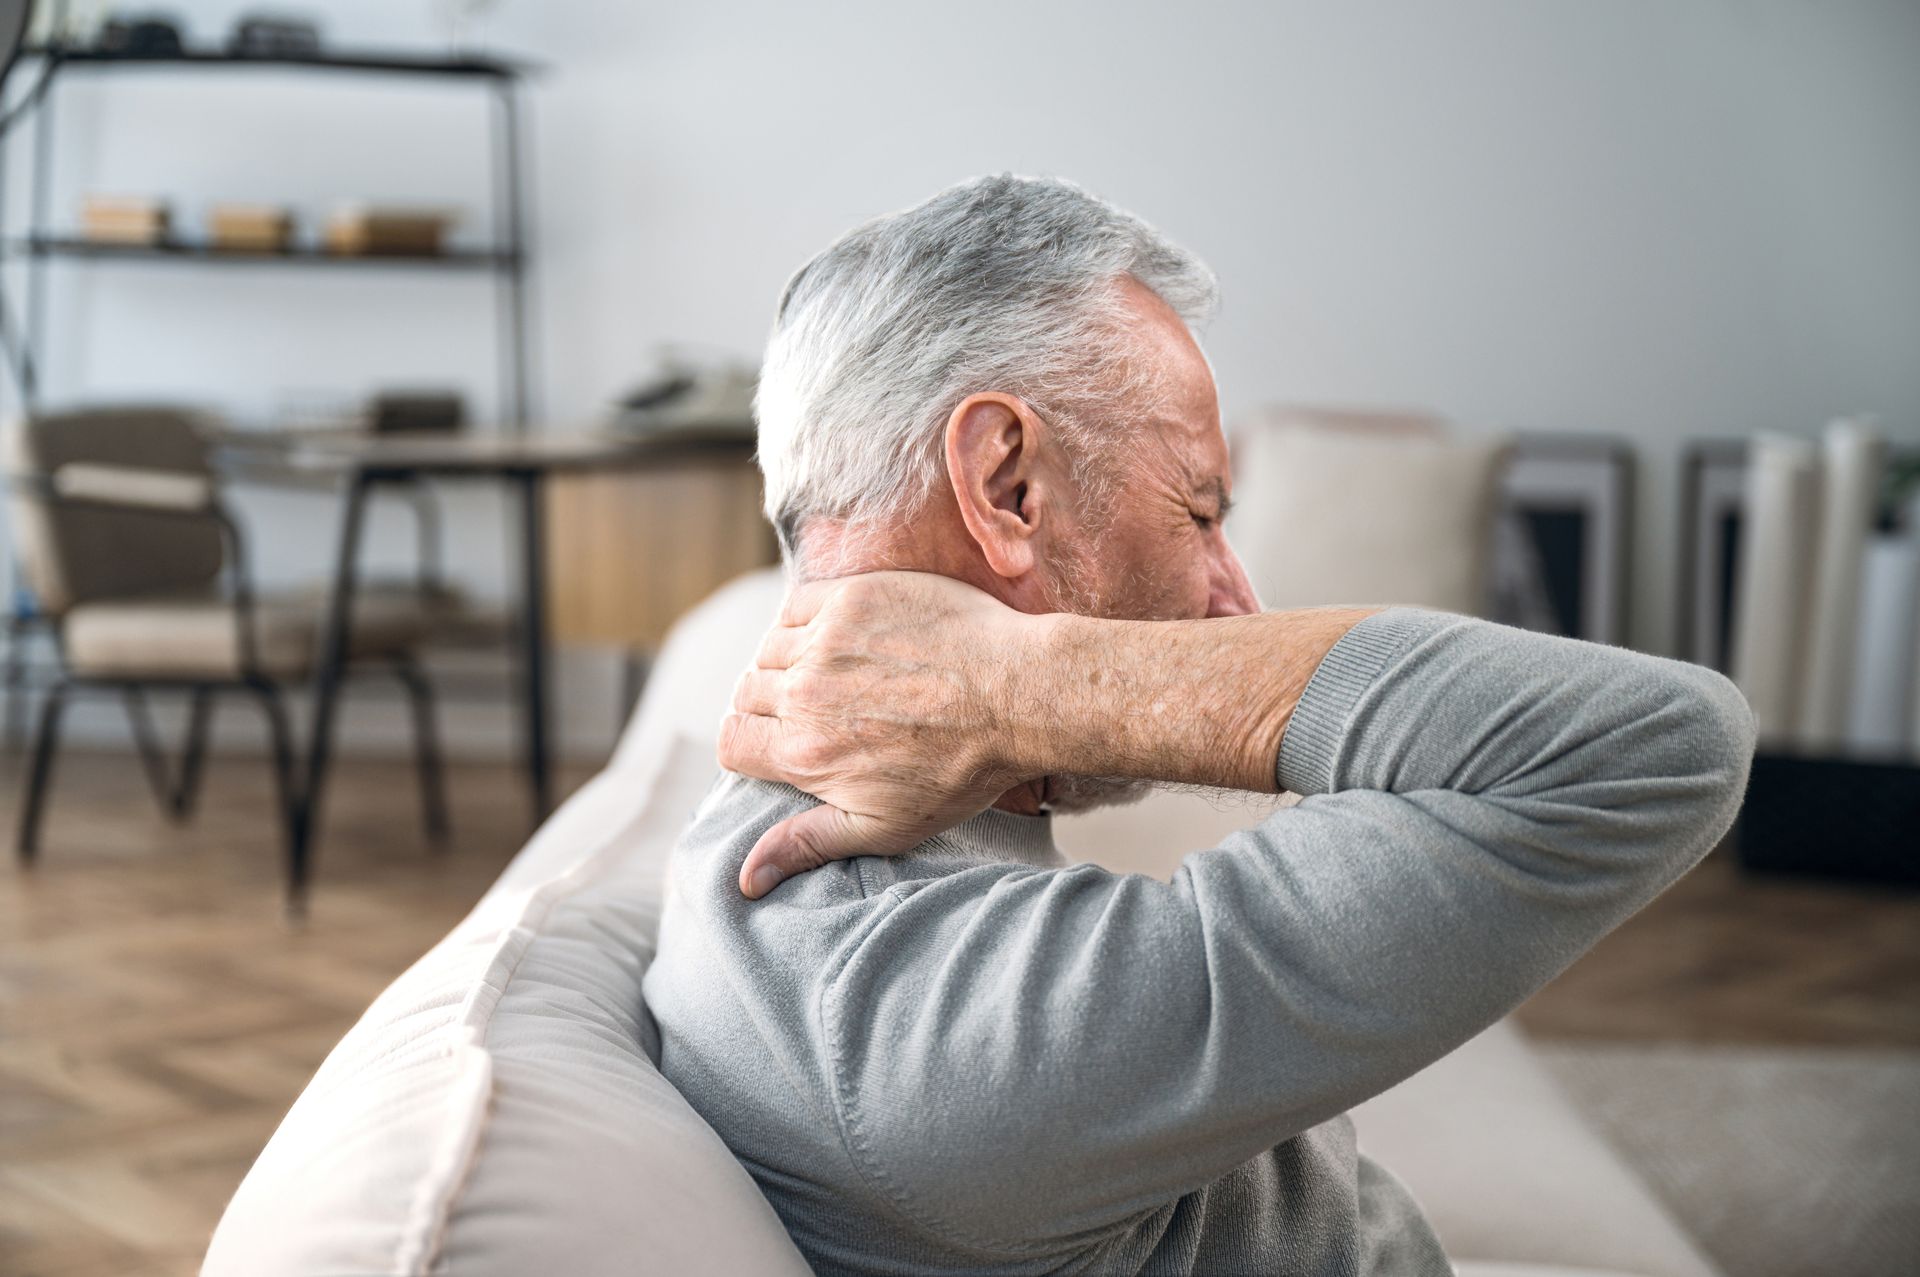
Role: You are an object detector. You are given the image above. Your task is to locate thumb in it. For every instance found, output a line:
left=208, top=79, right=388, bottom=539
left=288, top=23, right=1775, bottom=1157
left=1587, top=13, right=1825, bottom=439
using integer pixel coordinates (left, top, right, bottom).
left=738, top=804, right=897, bottom=899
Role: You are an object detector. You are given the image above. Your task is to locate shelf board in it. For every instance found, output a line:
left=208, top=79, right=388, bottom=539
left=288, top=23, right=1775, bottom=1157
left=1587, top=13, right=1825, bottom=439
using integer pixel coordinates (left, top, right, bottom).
left=14, top=236, right=520, bottom=270
left=20, top=45, right=529, bottom=80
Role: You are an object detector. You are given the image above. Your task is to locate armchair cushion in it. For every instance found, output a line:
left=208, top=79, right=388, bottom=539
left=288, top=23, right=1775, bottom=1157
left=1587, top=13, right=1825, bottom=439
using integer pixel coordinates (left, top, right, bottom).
left=49, top=461, right=217, bottom=513
left=63, top=585, right=428, bottom=679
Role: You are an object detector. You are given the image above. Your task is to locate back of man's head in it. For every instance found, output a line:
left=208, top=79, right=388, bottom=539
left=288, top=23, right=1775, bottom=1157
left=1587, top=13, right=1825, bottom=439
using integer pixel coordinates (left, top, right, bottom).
left=756, top=175, right=1217, bottom=571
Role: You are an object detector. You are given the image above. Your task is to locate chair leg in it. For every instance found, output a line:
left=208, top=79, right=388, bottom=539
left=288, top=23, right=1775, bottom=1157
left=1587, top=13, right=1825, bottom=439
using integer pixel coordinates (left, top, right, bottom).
left=247, top=682, right=305, bottom=918
left=121, top=686, right=217, bottom=822
left=172, top=687, right=215, bottom=820
left=16, top=681, right=69, bottom=863
left=122, top=688, right=175, bottom=816
left=2, top=621, right=29, bottom=753
left=393, top=659, right=450, bottom=849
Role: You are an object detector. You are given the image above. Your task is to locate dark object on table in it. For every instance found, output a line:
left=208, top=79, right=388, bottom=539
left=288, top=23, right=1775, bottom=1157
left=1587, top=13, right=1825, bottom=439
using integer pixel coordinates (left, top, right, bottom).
left=228, top=13, right=322, bottom=59
left=609, top=359, right=756, bottom=444
left=369, top=391, right=465, bottom=435
left=1735, top=750, right=1920, bottom=888
left=94, top=15, right=186, bottom=57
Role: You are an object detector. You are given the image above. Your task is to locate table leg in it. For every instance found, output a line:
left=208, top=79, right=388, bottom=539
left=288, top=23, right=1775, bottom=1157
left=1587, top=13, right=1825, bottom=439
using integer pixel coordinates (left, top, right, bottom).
left=515, top=470, right=553, bottom=821
left=292, top=475, right=372, bottom=914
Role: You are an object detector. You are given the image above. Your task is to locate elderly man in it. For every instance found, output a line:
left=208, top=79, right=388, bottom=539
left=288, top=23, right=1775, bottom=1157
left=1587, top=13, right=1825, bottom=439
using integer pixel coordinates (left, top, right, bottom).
left=643, top=175, right=1755, bottom=1276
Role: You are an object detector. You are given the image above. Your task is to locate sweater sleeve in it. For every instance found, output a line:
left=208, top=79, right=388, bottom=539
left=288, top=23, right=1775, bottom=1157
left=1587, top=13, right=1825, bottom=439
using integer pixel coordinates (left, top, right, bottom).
left=815, top=609, right=1757, bottom=1254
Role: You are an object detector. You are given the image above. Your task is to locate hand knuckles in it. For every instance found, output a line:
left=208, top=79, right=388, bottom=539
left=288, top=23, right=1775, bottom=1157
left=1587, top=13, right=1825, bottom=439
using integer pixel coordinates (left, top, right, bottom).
left=789, top=733, right=838, bottom=776
left=785, top=669, right=823, bottom=706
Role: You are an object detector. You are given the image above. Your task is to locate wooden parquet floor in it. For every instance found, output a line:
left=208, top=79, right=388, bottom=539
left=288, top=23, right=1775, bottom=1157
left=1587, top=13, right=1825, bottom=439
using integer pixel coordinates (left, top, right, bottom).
left=1, top=748, right=1916, bottom=1276
left=0, top=748, right=589, bottom=1277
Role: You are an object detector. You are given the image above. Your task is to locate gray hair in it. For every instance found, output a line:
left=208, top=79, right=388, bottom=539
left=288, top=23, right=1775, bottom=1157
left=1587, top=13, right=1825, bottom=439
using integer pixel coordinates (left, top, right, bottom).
left=755, top=175, right=1218, bottom=568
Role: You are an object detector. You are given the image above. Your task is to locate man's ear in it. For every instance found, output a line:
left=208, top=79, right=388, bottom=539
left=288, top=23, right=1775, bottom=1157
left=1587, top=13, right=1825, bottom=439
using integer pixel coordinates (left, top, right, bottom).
left=944, top=392, right=1051, bottom=582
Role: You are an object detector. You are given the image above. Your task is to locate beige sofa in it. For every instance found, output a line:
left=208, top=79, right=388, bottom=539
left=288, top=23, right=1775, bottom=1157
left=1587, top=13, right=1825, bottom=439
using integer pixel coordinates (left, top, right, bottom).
left=204, top=568, right=1720, bottom=1277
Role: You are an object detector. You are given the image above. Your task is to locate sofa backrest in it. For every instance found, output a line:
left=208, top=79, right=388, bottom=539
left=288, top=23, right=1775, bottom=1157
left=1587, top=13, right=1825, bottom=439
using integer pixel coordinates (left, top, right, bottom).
left=203, top=571, right=811, bottom=1276
left=612, top=567, right=786, bottom=771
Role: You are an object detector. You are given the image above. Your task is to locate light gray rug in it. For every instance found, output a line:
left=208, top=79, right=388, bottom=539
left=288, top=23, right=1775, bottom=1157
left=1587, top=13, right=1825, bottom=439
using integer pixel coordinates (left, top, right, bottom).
left=1535, top=1041, right=1920, bottom=1277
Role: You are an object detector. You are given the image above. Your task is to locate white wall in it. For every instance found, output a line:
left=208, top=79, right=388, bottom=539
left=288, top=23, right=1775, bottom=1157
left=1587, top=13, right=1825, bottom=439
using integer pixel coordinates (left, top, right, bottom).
left=9, top=0, right=1919, bottom=756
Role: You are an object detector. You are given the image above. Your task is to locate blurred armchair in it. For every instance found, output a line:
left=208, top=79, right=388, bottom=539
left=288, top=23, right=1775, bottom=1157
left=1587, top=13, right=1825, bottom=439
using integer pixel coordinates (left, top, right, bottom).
left=5, top=406, right=449, bottom=905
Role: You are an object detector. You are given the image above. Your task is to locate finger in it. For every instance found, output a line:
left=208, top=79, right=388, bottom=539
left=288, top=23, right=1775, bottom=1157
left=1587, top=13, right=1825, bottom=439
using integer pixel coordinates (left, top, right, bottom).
left=715, top=711, right=787, bottom=782
left=778, top=579, right=840, bottom=628
left=738, top=805, right=897, bottom=898
left=730, top=667, right=783, bottom=717
left=753, top=622, right=809, bottom=671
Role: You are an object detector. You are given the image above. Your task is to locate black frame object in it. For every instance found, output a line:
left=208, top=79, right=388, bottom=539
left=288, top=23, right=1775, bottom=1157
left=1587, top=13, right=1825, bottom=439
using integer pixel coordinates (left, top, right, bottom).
left=1490, top=434, right=1633, bottom=647
left=1679, top=438, right=1920, bottom=887
left=0, top=39, right=534, bottom=428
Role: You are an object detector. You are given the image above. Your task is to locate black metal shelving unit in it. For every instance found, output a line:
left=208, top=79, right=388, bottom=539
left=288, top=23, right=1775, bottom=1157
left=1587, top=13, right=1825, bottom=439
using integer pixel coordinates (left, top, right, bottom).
left=1, top=42, right=536, bottom=429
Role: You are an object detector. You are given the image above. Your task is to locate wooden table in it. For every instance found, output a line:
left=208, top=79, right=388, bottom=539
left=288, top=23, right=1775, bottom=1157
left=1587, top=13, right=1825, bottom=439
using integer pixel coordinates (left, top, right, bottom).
left=217, top=429, right=767, bottom=902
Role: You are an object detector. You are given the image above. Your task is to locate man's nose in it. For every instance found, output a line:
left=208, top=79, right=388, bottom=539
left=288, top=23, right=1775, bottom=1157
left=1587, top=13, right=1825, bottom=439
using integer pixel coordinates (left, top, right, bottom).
left=1207, top=548, right=1261, bottom=618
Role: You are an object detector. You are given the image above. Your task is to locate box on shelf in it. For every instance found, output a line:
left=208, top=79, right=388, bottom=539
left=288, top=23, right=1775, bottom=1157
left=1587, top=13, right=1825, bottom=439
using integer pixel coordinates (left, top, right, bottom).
left=324, top=205, right=457, bottom=256
left=79, top=194, right=171, bottom=245
left=209, top=203, right=296, bottom=253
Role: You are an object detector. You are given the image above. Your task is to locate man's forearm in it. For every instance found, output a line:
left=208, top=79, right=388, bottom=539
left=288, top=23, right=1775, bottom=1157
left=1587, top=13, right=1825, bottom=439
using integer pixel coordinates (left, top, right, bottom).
left=1011, top=606, right=1382, bottom=794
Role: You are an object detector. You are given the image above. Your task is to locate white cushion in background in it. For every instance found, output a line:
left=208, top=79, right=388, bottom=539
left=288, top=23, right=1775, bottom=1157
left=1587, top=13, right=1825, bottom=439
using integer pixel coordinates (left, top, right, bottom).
left=1352, top=1021, right=1720, bottom=1277
left=1230, top=424, right=1510, bottom=615
left=1055, top=787, right=1294, bottom=878
left=202, top=734, right=812, bottom=1277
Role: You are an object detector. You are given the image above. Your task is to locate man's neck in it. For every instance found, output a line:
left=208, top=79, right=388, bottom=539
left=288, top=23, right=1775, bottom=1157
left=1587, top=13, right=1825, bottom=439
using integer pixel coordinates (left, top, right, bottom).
left=793, top=512, right=1054, bottom=820
left=790, top=506, right=1017, bottom=602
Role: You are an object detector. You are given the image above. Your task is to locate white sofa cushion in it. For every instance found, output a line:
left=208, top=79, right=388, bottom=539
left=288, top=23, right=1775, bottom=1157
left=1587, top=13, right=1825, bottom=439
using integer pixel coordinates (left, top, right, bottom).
left=1352, top=1022, right=1719, bottom=1277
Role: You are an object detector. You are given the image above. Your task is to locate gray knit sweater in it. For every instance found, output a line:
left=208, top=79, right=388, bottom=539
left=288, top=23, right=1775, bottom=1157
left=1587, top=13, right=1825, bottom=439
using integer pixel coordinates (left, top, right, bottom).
left=643, top=608, right=1756, bottom=1275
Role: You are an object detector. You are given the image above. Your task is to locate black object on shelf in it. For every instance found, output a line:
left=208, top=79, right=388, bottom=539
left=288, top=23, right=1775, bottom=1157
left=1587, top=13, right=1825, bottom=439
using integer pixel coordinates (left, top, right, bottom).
left=95, top=17, right=186, bottom=58
left=227, top=16, right=322, bottom=60
left=1735, top=751, right=1920, bottom=889
left=1, top=41, right=535, bottom=428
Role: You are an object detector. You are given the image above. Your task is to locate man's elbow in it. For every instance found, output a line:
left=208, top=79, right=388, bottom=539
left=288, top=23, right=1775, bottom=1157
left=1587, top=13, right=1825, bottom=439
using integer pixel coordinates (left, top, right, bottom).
left=1671, top=664, right=1759, bottom=843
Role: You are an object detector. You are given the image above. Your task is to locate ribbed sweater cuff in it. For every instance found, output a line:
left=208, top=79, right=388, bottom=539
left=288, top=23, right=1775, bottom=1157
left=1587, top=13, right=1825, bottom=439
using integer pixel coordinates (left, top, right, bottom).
left=1275, top=609, right=1445, bottom=795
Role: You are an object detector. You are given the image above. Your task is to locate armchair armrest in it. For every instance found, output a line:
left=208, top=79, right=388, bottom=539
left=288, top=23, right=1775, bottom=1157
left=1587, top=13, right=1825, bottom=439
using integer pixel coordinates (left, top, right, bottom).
left=49, top=463, right=217, bottom=514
